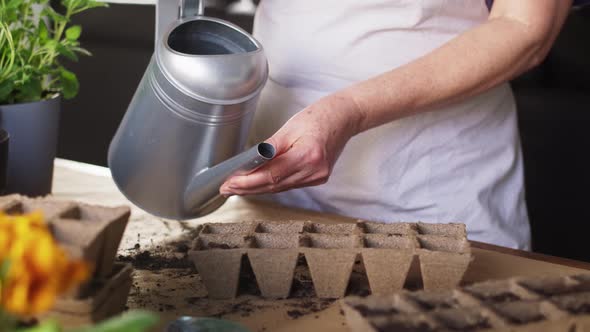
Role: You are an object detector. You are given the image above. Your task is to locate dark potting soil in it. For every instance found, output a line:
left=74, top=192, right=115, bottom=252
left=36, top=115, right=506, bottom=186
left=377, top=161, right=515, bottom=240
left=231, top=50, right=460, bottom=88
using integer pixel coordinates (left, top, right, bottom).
left=117, top=251, right=194, bottom=270
left=122, top=232, right=354, bottom=322
left=117, top=239, right=195, bottom=270
left=284, top=298, right=334, bottom=319
left=205, top=242, right=241, bottom=250
left=287, top=310, right=304, bottom=319
left=352, top=304, right=399, bottom=317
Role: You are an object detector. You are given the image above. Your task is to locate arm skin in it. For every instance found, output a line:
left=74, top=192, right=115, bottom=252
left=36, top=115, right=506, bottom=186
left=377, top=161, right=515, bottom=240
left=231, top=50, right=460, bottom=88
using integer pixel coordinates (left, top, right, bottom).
left=220, top=0, right=573, bottom=196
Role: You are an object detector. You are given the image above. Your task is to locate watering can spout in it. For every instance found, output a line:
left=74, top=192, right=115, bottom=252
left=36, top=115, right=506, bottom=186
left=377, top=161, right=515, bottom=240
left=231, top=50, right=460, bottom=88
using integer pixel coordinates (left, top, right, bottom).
left=183, top=142, right=276, bottom=215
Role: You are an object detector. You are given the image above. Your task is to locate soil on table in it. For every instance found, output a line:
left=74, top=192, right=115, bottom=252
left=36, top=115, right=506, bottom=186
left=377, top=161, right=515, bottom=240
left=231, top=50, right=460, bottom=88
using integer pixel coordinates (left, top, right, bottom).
left=115, top=227, right=365, bottom=331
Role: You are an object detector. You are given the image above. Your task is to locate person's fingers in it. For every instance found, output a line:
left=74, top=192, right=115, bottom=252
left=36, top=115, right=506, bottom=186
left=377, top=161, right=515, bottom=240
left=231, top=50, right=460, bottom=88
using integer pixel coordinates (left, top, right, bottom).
left=220, top=133, right=293, bottom=191
left=222, top=170, right=328, bottom=195
left=224, top=159, right=329, bottom=195
left=221, top=141, right=317, bottom=194
left=265, top=127, right=302, bottom=157
left=220, top=128, right=334, bottom=195
left=221, top=152, right=300, bottom=192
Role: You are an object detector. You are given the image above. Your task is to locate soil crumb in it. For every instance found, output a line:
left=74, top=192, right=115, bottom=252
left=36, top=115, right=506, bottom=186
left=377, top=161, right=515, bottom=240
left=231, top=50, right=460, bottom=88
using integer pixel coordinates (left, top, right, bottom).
left=117, top=244, right=193, bottom=270
left=287, top=310, right=304, bottom=319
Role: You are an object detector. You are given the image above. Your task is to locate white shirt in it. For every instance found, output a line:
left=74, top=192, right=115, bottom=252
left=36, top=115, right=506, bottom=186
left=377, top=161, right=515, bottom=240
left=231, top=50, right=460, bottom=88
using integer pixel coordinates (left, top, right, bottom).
left=250, top=0, right=531, bottom=249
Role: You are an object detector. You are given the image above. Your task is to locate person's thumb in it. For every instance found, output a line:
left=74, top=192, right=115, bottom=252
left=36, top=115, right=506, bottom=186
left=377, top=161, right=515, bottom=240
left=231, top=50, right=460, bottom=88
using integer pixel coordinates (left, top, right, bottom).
left=265, top=133, right=293, bottom=156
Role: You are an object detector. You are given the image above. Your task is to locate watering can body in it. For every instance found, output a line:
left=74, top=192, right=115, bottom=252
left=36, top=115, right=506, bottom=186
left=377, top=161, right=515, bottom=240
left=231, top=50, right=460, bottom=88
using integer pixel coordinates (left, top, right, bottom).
left=108, top=0, right=273, bottom=219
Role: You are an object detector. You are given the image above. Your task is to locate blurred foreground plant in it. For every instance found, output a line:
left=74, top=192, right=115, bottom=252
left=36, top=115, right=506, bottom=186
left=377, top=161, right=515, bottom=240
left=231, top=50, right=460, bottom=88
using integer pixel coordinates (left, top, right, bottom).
left=0, top=212, right=89, bottom=318
left=0, top=212, right=158, bottom=332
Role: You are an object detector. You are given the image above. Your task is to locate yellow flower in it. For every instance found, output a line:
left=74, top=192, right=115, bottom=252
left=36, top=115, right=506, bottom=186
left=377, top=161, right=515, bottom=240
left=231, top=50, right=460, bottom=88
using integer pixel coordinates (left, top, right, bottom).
left=0, top=212, right=91, bottom=316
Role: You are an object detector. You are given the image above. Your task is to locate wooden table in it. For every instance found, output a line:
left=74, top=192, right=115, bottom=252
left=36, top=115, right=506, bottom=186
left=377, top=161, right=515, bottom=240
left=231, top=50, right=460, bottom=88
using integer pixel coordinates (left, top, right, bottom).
left=51, top=159, right=590, bottom=331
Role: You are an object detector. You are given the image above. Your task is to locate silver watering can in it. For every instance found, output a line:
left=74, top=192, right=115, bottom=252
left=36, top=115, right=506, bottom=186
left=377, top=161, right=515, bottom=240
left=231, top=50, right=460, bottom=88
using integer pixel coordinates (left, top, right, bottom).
left=108, top=0, right=274, bottom=219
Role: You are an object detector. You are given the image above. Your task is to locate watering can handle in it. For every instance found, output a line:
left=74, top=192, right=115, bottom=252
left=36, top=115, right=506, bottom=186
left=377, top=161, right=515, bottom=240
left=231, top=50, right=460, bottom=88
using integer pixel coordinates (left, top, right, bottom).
left=180, top=0, right=204, bottom=18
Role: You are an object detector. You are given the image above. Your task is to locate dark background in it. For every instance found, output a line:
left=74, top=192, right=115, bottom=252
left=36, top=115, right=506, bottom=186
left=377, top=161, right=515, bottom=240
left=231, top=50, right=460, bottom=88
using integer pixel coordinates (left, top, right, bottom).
left=57, top=4, right=590, bottom=261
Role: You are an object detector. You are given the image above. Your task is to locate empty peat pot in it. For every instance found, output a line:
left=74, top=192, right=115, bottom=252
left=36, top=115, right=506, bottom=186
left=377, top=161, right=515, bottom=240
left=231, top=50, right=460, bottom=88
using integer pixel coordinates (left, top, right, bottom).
left=108, top=0, right=274, bottom=219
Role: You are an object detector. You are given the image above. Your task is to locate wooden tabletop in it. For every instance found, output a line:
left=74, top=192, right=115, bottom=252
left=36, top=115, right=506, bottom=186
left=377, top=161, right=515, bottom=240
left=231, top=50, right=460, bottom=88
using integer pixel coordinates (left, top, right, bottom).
left=471, top=241, right=590, bottom=270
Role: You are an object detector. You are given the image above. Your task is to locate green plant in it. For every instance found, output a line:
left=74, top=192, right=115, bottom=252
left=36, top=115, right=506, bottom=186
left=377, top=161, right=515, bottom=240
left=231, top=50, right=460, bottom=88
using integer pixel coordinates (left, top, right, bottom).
left=0, top=0, right=106, bottom=105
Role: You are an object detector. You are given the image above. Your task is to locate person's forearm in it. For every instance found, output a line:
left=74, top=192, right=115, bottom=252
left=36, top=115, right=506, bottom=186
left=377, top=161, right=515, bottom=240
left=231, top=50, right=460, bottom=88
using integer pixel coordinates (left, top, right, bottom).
left=336, top=0, right=571, bottom=134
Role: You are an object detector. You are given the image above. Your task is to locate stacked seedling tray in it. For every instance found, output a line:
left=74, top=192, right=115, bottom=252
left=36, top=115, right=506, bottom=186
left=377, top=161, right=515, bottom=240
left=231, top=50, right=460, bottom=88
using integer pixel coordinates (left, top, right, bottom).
left=188, top=220, right=472, bottom=299
left=341, top=274, right=590, bottom=331
left=0, top=195, right=132, bottom=326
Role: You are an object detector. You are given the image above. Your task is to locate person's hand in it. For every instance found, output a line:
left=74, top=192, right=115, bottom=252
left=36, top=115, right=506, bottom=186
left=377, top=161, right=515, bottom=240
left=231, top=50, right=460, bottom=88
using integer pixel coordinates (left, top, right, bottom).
left=220, top=94, right=364, bottom=196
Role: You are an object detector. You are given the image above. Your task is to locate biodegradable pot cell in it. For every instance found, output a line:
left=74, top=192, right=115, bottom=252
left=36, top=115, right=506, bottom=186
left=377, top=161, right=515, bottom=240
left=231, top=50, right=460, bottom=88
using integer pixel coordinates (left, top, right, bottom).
left=362, top=250, right=414, bottom=295
left=0, top=95, right=60, bottom=196
left=50, top=220, right=106, bottom=295
left=248, top=250, right=298, bottom=298
left=418, top=251, right=472, bottom=291
left=247, top=234, right=300, bottom=298
left=417, top=234, right=472, bottom=290
left=0, top=195, right=131, bottom=279
left=362, top=234, right=416, bottom=295
left=342, top=273, right=590, bottom=332
left=45, top=263, right=133, bottom=328
left=303, top=234, right=359, bottom=298
left=463, top=279, right=538, bottom=303
left=304, top=249, right=357, bottom=298
left=255, top=220, right=306, bottom=234
left=361, top=221, right=417, bottom=235
left=189, top=249, right=245, bottom=299
left=71, top=204, right=131, bottom=277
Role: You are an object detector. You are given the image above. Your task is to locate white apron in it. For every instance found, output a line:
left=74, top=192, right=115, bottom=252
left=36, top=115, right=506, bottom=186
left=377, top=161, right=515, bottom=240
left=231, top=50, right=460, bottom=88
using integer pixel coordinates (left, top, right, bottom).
left=250, top=0, right=531, bottom=249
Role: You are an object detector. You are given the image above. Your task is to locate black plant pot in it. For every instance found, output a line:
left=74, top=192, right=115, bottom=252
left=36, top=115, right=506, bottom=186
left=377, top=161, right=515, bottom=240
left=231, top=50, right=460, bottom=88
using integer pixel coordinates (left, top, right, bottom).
left=0, top=129, right=9, bottom=194
left=0, top=95, right=61, bottom=196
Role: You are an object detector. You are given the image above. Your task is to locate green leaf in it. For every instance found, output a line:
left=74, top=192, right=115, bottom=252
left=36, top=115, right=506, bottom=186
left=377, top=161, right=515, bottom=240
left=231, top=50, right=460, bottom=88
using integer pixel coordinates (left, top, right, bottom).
left=59, top=67, right=79, bottom=99
left=72, top=46, right=91, bottom=56
left=37, top=20, right=49, bottom=41
left=79, top=0, right=109, bottom=9
left=71, top=310, right=159, bottom=332
left=16, top=77, right=43, bottom=102
left=86, top=1, right=109, bottom=9
left=41, top=6, right=67, bottom=23
left=17, top=319, right=62, bottom=332
left=56, top=43, right=78, bottom=61
left=65, top=25, right=81, bottom=41
left=5, top=0, right=21, bottom=9
left=45, top=39, right=58, bottom=52
left=0, top=81, right=14, bottom=102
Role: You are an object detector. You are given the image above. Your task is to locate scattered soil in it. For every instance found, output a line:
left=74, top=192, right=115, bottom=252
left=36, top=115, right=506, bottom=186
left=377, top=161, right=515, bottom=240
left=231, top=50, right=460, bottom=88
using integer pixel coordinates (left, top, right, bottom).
left=290, top=255, right=316, bottom=297
left=177, top=244, right=190, bottom=253
left=209, top=299, right=259, bottom=318
left=284, top=298, right=335, bottom=319
left=352, top=304, right=398, bottom=317
left=346, top=259, right=371, bottom=297
left=117, top=240, right=194, bottom=270
left=117, top=251, right=193, bottom=270
left=287, top=310, right=304, bottom=319
left=121, top=229, right=364, bottom=323
left=206, top=242, right=240, bottom=250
